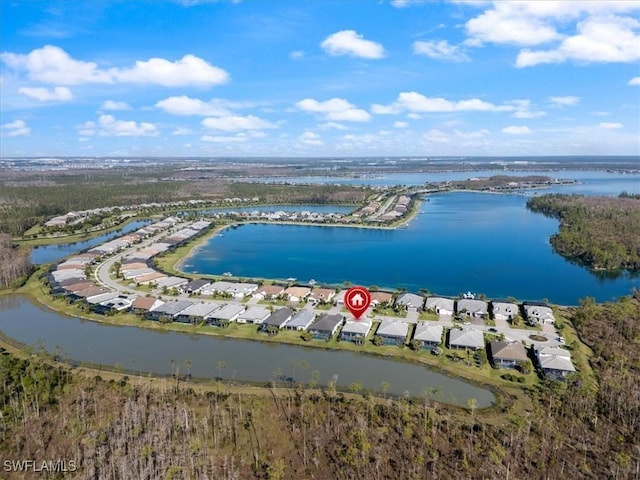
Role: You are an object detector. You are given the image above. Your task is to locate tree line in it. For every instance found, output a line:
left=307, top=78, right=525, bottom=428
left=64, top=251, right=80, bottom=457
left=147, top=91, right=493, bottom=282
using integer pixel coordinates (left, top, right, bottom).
left=0, top=235, right=31, bottom=288
left=527, top=193, right=640, bottom=271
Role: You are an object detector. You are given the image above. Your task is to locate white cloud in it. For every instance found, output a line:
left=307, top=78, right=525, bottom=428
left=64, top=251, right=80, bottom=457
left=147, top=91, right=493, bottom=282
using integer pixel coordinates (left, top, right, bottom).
left=319, top=122, right=348, bottom=130
left=289, top=50, right=304, bottom=60
left=297, top=98, right=371, bottom=122
left=509, top=99, right=546, bottom=118
left=454, top=128, right=490, bottom=139
left=156, top=96, right=231, bottom=116
left=320, top=30, right=384, bottom=59
left=502, top=125, right=532, bottom=134
left=376, top=91, right=514, bottom=114
left=413, top=40, right=470, bottom=62
left=548, top=96, right=580, bottom=107
left=201, top=134, right=247, bottom=143
left=172, top=127, right=194, bottom=136
left=114, top=54, right=228, bottom=86
left=100, top=100, right=131, bottom=111
left=393, top=121, right=409, bottom=128
left=92, top=115, right=158, bottom=137
left=1, top=120, right=30, bottom=137
left=599, top=122, right=623, bottom=129
left=516, top=16, right=640, bottom=67
left=628, top=76, right=640, bottom=86
left=201, top=114, right=276, bottom=131
left=298, top=131, right=324, bottom=146
left=1, top=45, right=229, bottom=87
left=18, top=86, right=72, bottom=101
left=422, top=129, right=449, bottom=143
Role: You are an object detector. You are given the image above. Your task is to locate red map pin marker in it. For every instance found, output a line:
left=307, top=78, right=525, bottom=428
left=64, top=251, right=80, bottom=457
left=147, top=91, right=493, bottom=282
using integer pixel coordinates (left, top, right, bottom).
left=345, top=286, right=371, bottom=319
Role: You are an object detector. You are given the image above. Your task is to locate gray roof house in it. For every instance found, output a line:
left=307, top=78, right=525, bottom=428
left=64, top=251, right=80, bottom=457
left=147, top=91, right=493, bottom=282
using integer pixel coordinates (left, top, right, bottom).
left=412, top=323, right=443, bottom=350
left=260, top=307, right=294, bottom=332
left=448, top=328, right=485, bottom=350
left=180, top=279, right=211, bottom=295
left=456, top=299, right=488, bottom=318
left=489, top=341, right=528, bottom=368
left=206, top=304, right=246, bottom=326
left=237, top=305, right=272, bottom=324
left=425, top=297, right=455, bottom=316
left=175, top=302, right=222, bottom=324
left=376, top=319, right=409, bottom=345
left=395, top=293, right=424, bottom=311
left=285, top=310, right=316, bottom=331
left=536, top=347, right=575, bottom=379
left=524, top=304, right=555, bottom=324
left=146, top=300, right=194, bottom=322
left=492, top=302, right=519, bottom=321
left=340, top=318, right=373, bottom=343
left=308, top=313, right=344, bottom=340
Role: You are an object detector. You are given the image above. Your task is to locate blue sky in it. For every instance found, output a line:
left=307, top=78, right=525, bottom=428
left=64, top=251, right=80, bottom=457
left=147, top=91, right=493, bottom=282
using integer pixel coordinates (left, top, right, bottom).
left=1, top=0, right=639, bottom=157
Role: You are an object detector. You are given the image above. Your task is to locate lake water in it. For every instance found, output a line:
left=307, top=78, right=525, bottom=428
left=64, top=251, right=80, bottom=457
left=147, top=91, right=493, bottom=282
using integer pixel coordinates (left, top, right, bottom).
left=185, top=191, right=639, bottom=305
left=30, top=219, right=152, bottom=265
left=0, top=296, right=495, bottom=407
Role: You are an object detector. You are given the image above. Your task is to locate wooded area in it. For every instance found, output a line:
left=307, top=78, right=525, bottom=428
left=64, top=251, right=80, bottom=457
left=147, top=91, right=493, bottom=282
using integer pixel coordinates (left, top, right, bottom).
left=527, top=193, right=640, bottom=271
left=1, top=294, right=638, bottom=479
left=0, top=235, right=31, bottom=288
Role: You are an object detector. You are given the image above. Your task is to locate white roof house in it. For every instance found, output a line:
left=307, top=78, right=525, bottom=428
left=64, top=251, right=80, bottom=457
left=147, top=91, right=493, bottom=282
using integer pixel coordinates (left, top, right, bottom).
left=340, top=318, right=373, bottom=339
left=448, top=328, right=485, bottom=349
left=425, top=297, right=455, bottom=315
left=413, top=323, right=443, bottom=344
left=456, top=299, right=488, bottom=317
left=237, top=305, right=272, bottom=324
left=376, top=319, right=409, bottom=344
left=207, top=304, right=246, bottom=322
left=536, top=346, right=575, bottom=377
left=492, top=302, right=519, bottom=320
left=525, top=305, right=555, bottom=324
left=395, top=293, right=424, bottom=311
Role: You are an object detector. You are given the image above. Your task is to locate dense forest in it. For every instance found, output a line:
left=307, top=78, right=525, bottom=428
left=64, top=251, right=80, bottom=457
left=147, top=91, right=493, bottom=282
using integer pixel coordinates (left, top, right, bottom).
left=527, top=193, right=640, bottom=271
left=1, top=294, right=638, bottom=479
left=0, top=235, right=31, bottom=288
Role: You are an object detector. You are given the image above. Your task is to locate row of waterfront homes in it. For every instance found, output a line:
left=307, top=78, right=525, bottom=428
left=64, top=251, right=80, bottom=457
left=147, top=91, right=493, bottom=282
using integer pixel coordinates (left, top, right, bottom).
left=44, top=216, right=576, bottom=380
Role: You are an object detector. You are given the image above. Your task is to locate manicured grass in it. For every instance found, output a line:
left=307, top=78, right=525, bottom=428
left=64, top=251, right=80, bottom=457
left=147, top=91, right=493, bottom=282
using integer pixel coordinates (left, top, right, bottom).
left=418, top=311, right=439, bottom=321
left=371, top=307, right=407, bottom=318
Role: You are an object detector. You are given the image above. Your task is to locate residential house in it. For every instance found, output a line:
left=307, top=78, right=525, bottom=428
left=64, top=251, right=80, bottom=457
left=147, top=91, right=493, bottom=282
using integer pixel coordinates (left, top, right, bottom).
left=134, top=272, right=167, bottom=285
left=252, top=285, right=285, bottom=300
left=456, top=299, right=488, bottom=318
left=123, top=268, right=156, bottom=280
left=119, top=262, right=148, bottom=272
left=93, top=294, right=136, bottom=314
left=489, top=341, right=528, bottom=368
left=284, top=286, right=311, bottom=302
left=226, top=282, right=259, bottom=299
left=412, top=323, right=443, bottom=350
left=395, top=293, right=425, bottom=312
left=492, top=301, right=520, bottom=321
left=180, top=279, right=212, bottom=295
left=375, top=319, right=409, bottom=346
left=285, top=310, right=316, bottom=331
left=155, top=276, right=189, bottom=290
left=340, top=318, right=373, bottom=343
left=308, top=313, right=343, bottom=340
left=448, top=328, right=485, bottom=350
left=206, top=304, right=246, bottom=326
left=85, top=291, right=120, bottom=306
left=425, top=297, right=455, bottom=316
left=145, top=301, right=193, bottom=322
left=333, top=290, right=346, bottom=306
left=260, top=307, right=294, bottom=332
left=131, top=296, right=164, bottom=314
left=370, top=291, right=394, bottom=307
left=237, top=305, right=271, bottom=324
left=524, top=304, right=555, bottom=325
left=175, top=302, right=222, bottom=324
left=307, top=288, right=336, bottom=305
left=536, top=347, right=576, bottom=379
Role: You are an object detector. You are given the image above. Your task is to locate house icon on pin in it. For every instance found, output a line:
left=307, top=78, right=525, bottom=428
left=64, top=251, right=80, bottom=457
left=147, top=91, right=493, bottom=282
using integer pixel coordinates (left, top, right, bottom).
left=350, top=293, right=364, bottom=307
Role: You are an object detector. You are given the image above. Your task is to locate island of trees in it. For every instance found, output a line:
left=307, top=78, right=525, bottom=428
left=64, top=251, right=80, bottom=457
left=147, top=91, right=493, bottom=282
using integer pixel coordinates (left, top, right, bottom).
left=527, top=193, right=640, bottom=271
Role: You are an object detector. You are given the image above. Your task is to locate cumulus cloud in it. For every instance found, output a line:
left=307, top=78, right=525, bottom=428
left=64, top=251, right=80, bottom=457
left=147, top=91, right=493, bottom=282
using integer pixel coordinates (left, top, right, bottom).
left=100, top=100, right=131, bottom=111
left=502, top=125, right=532, bottom=134
left=413, top=40, right=470, bottom=62
left=393, top=121, right=409, bottom=128
left=374, top=91, right=514, bottom=114
left=201, top=134, right=247, bottom=143
left=201, top=114, right=276, bottom=131
left=79, top=115, right=158, bottom=137
left=296, top=98, right=371, bottom=122
left=298, top=131, right=324, bottom=146
left=422, top=129, right=449, bottom=143
left=156, top=96, right=232, bottom=116
left=599, top=122, right=623, bottom=129
left=515, top=16, right=640, bottom=67
left=1, top=45, right=229, bottom=86
left=548, top=96, right=580, bottom=107
left=628, top=77, right=640, bottom=86
left=319, top=122, right=348, bottom=130
left=1, top=120, right=31, bottom=137
left=18, top=86, right=73, bottom=101
left=172, top=127, right=194, bottom=136
left=320, top=30, right=384, bottom=59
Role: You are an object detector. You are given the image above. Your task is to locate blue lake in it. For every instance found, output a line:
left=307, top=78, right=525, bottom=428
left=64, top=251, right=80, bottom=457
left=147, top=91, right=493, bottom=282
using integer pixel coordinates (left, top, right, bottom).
left=184, top=191, right=639, bottom=305
left=30, top=219, right=151, bottom=265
